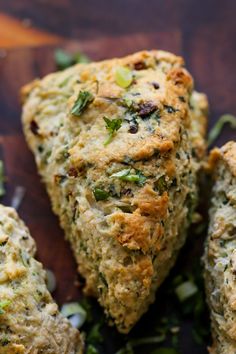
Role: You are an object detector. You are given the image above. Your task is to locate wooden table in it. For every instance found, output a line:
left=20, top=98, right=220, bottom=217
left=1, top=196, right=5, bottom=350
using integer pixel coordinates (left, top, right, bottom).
left=0, top=1, right=235, bottom=353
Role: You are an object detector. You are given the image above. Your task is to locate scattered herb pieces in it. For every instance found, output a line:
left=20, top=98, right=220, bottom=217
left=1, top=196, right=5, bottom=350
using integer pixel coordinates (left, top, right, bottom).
left=0, top=300, right=11, bottom=315
left=61, top=302, right=87, bottom=329
left=115, top=66, right=133, bottom=88
left=93, top=188, right=110, bottom=201
left=208, top=114, right=236, bottom=146
left=103, top=117, right=122, bottom=145
left=175, top=281, right=198, bottom=302
left=55, top=49, right=90, bottom=70
left=71, top=91, right=94, bottom=117
left=11, top=186, right=25, bottom=210
left=0, top=160, right=5, bottom=197
left=111, top=169, right=146, bottom=185
left=154, top=176, right=168, bottom=195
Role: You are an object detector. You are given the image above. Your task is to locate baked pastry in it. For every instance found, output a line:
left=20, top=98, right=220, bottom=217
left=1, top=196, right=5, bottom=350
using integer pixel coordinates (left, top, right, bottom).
left=204, top=141, right=236, bottom=354
left=0, top=204, right=83, bottom=353
left=21, top=50, right=208, bottom=333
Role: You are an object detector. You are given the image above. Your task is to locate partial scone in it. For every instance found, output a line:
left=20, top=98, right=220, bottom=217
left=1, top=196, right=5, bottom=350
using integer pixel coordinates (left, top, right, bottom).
left=0, top=204, right=83, bottom=354
left=21, top=50, right=208, bottom=333
left=204, top=141, right=236, bottom=354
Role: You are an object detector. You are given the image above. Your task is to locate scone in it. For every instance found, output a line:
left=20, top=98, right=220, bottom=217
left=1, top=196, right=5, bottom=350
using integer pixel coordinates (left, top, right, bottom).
left=0, top=204, right=83, bottom=354
left=204, top=141, right=236, bottom=354
left=21, top=50, right=208, bottom=333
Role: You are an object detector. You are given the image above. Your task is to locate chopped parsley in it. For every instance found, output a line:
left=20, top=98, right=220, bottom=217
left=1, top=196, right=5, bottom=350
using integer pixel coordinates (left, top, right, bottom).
left=154, top=176, right=168, bottom=195
left=0, top=300, right=11, bottom=315
left=0, top=160, right=5, bottom=197
left=103, top=117, right=122, bottom=145
left=71, top=91, right=94, bottom=117
left=111, top=169, right=146, bottom=185
left=55, top=49, right=90, bottom=70
left=93, top=188, right=110, bottom=201
left=208, top=114, right=236, bottom=146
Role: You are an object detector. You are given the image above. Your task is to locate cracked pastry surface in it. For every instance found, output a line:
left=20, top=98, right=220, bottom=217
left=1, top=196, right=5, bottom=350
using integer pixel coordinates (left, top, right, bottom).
left=22, top=50, right=208, bottom=333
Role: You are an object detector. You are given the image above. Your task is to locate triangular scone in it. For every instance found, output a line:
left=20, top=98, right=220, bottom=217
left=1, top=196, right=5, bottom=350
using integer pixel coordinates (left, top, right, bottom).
left=0, top=205, right=83, bottom=353
left=204, top=141, right=236, bottom=354
left=22, top=50, right=208, bottom=333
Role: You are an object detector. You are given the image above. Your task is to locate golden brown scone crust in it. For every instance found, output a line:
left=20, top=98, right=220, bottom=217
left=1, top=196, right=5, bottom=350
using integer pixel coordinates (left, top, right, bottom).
left=204, top=141, right=236, bottom=354
left=0, top=205, right=83, bottom=354
left=21, top=50, right=208, bottom=333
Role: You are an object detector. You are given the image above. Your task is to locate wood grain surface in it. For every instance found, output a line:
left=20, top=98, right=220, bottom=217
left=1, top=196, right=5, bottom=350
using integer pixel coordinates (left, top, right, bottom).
left=0, top=1, right=235, bottom=353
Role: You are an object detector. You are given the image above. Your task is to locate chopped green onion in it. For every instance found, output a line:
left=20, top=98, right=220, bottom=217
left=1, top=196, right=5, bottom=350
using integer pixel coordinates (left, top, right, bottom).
left=0, top=300, right=11, bottom=315
left=115, top=66, right=133, bottom=88
left=208, top=114, right=236, bottom=146
left=11, top=186, right=25, bottom=210
left=71, top=91, right=94, bottom=117
left=111, top=169, right=146, bottom=185
left=55, top=49, right=90, bottom=70
left=129, top=335, right=166, bottom=346
left=103, top=117, right=122, bottom=145
left=74, top=52, right=90, bottom=64
left=0, top=160, right=5, bottom=197
left=175, top=281, right=198, bottom=302
left=93, top=188, right=110, bottom=201
left=46, top=269, right=57, bottom=293
left=61, top=302, right=87, bottom=328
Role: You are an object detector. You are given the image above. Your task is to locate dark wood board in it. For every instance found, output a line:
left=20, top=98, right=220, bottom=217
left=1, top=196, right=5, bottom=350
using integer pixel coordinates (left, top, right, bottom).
left=0, top=32, right=235, bottom=354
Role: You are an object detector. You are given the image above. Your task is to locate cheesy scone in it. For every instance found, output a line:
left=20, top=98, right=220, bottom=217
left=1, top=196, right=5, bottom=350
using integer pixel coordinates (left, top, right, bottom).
left=0, top=205, right=83, bottom=354
left=21, top=50, right=208, bottom=333
left=204, top=141, right=236, bottom=354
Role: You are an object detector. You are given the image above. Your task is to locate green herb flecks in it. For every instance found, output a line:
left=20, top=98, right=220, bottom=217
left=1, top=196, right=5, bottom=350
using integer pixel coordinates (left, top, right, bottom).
left=154, top=176, right=168, bottom=195
left=0, top=336, right=10, bottom=346
left=61, top=302, right=87, bottom=329
left=103, top=117, right=122, bottom=145
left=55, top=49, right=90, bottom=70
left=71, top=91, right=94, bottom=117
left=0, top=300, right=11, bottom=315
left=175, top=281, right=198, bottom=302
left=0, top=160, right=5, bottom=197
left=111, top=169, right=146, bottom=186
left=93, top=188, right=110, bottom=201
left=115, top=66, right=133, bottom=88
left=208, top=114, right=236, bottom=146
